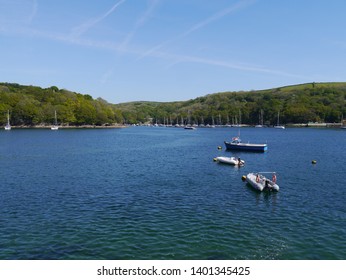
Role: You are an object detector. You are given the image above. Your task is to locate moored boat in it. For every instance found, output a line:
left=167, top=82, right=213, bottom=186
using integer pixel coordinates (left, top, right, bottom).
left=4, top=110, right=11, bottom=130
left=274, top=111, right=285, bottom=129
left=245, top=172, right=279, bottom=192
left=224, top=136, right=267, bottom=152
left=184, top=125, right=196, bottom=130
left=51, top=110, right=59, bottom=130
left=215, top=156, right=245, bottom=166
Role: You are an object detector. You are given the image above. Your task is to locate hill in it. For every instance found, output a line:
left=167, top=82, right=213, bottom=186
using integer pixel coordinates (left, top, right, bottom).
left=1, top=82, right=345, bottom=126
left=0, top=83, right=123, bottom=126
left=114, top=82, right=346, bottom=125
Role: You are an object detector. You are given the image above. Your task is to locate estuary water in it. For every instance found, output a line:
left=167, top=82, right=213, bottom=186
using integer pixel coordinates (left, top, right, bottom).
left=0, top=126, right=345, bottom=260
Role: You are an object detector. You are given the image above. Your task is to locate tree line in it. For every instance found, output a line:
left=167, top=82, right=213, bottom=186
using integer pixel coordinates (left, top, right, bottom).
left=1, top=82, right=345, bottom=126
left=115, top=82, right=346, bottom=125
left=0, top=83, right=123, bottom=126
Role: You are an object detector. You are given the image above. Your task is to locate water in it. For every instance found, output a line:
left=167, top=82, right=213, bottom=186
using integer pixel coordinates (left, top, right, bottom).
left=0, top=127, right=345, bottom=260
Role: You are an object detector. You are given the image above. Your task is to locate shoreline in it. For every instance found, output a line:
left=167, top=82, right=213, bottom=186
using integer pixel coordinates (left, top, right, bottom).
left=3, top=124, right=127, bottom=129
left=2, top=123, right=344, bottom=129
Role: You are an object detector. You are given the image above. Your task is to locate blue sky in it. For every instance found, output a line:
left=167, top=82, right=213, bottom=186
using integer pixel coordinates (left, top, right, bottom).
left=1, top=0, right=346, bottom=103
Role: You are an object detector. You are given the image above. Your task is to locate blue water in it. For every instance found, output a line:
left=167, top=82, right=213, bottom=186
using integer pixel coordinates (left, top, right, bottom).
left=0, top=127, right=345, bottom=260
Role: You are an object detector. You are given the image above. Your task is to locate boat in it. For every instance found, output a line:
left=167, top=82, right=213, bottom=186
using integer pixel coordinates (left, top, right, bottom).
left=255, top=109, right=264, bottom=128
left=4, top=110, right=11, bottom=130
left=224, top=136, right=267, bottom=152
left=274, top=111, right=285, bottom=129
left=341, top=118, right=346, bottom=129
left=51, top=110, right=59, bottom=130
left=184, top=125, right=196, bottom=130
left=245, top=172, right=279, bottom=192
left=184, top=110, right=196, bottom=129
left=214, top=156, right=245, bottom=166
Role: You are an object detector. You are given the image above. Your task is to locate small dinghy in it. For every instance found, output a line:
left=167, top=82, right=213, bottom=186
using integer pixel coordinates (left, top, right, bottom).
left=246, top=172, right=279, bottom=192
left=215, top=156, right=245, bottom=166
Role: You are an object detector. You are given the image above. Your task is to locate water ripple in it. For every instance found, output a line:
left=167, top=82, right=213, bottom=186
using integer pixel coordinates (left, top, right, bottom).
left=0, top=128, right=345, bottom=259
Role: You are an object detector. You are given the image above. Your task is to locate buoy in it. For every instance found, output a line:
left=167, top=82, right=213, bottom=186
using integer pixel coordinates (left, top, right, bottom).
left=217, top=146, right=222, bottom=150
left=241, top=175, right=246, bottom=181
left=312, top=160, right=317, bottom=164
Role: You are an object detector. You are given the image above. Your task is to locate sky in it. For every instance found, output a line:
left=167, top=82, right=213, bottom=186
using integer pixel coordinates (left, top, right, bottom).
left=1, top=0, right=346, bottom=104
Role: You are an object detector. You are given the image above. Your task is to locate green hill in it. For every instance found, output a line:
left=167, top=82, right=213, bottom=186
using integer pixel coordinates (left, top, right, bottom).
left=0, top=83, right=123, bottom=126
left=115, top=82, right=346, bottom=125
left=1, top=82, right=345, bottom=126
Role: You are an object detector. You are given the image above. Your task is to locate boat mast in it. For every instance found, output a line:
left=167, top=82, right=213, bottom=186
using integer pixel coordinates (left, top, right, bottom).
left=54, top=110, right=58, bottom=125
left=5, top=110, right=11, bottom=130
left=239, top=109, right=241, bottom=126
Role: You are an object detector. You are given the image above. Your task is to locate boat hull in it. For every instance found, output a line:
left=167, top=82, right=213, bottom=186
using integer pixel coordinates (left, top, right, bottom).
left=246, top=173, right=279, bottom=192
left=184, top=126, right=196, bottom=130
left=216, top=156, right=244, bottom=166
left=224, top=141, right=267, bottom=152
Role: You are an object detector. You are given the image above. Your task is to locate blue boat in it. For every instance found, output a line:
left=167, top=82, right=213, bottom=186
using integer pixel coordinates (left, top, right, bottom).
left=224, top=136, right=267, bottom=152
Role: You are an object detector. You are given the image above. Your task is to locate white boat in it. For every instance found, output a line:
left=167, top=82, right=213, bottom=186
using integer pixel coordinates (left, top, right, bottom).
left=274, top=111, right=285, bottom=129
left=215, top=156, right=245, bottom=166
left=246, top=172, right=279, bottom=192
left=274, top=125, right=285, bottom=129
left=255, top=110, right=264, bottom=128
left=184, top=125, right=196, bottom=130
left=51, top=110, right=59, bottom=130
left=4, top=110, right=11, bottom=130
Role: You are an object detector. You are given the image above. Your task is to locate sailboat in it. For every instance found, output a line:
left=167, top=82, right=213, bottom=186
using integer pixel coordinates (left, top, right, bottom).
left=255, top=109, right=264, bottom=128
left=233, top=110, right=242, bottom=127
left=51, top=110, right=59, bottom=130
left=4, top=110, right=11, bottom=130
left=184, top=110, right=196, bottom=129
left=274, top=111, right=285, bottom=129
left=341, top=114, right=346, bottom=129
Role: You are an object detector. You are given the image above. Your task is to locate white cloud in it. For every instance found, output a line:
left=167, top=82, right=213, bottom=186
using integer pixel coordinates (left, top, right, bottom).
left=140, top=0, right=256, bottom=58
left=119, top=0, right=159, bottom=51
left=71, top=0, right=126, bottom=38
left=182, top=0, right=256, bottom=37
left=28, top=0, right=38, bottom=23
left=0, top=0, right=38, bottom=24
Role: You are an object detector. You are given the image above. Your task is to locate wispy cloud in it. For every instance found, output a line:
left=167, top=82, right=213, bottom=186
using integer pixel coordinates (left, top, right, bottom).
left=3, top=24, right=306, bottom=80
left=71, top=0, right=126, bottom=38
left=146, top=50, right=310, bottom=79
left=0, top=0, right=307, bottom=81
left=0, top=0, right=39, bottom=25
left=118, top=0, right=159, bottom=51
left=100, top=68, right=114, bottom=84
left=182, top=0, right=256, bottom=37
left=28, top=0, right=38, bottom=23
left=141, top=0, right=256, bottom=58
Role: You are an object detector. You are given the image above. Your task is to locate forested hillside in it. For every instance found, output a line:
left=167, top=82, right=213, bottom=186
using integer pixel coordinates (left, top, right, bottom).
left=115, top=82, right=346, bottom=125
left=1, top=82, right=345, bottom=126
left=0, top=83, right=123, bottom=126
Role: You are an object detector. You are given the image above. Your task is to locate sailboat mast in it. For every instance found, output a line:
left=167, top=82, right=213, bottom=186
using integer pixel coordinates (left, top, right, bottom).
left=4, top=110, right=11, bottom=130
